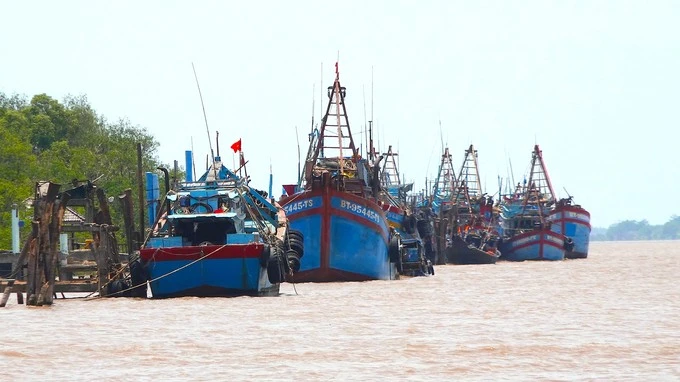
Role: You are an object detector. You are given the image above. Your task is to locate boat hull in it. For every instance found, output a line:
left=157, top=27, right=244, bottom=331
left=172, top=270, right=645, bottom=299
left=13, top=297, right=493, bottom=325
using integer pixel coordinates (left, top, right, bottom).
left=280, top=189, right=397, bottom=282
left=500, top=230, right=566, bottom=261
left=139, top=244, right=278, bottom=298
left=548, top=205, right=591, bottom=259
left=446, top=236, right=499, bottom=265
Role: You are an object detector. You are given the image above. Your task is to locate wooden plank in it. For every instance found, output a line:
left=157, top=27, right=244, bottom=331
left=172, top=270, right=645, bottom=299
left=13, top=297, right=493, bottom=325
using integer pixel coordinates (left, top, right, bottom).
left=2, top=280, right=98, bottom=294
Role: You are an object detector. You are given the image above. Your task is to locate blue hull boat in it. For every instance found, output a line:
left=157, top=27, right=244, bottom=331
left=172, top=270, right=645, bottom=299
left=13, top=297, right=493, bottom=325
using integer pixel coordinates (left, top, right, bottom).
left=280, top=63, right=398, bottom=282
left=499, top=229, right=566, bottom=261
left=282, top=186, right=396, bottom=282
left=498, top=145, right=571, bottom=261
left=137, top=152, right=302, bottom=298
left=379, top=145, right=433, bottom=276
left=548, top=198, right=591, bottom=258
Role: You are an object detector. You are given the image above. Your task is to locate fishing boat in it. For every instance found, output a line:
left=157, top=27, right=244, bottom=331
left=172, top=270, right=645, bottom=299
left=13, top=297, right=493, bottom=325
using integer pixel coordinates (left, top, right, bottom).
left=547, top=197, right=591, bottom=258
left=379, top=145, right=434, bottom=276
left=134, top=148, right=302, bottom=298
left=498, top=145, right=572, bottom=261
left=445, top=145, right=501, bottom=265
left=429, top=147, right=457, bottom=265
left=409, top=190, right=437, bottom=267
left=279, top=63, right=398, bottom=282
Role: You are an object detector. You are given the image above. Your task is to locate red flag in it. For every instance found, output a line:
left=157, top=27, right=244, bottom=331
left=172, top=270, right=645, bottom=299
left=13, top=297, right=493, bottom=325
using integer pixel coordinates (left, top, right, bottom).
left=335, top=61, right=338, bottom=74
left=230, top=139, right=241, bottom=153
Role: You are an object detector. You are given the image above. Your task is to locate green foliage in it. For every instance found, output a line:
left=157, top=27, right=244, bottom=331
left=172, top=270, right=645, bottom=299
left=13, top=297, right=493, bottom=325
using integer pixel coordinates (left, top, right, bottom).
left=592, top=216, right=680, bottom=241
left=0, top=91, right=161, bottom=250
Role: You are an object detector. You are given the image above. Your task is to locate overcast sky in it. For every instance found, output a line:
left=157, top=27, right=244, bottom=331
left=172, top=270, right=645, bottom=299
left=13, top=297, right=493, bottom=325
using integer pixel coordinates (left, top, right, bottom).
left=2, top=1, right=678, bottom=227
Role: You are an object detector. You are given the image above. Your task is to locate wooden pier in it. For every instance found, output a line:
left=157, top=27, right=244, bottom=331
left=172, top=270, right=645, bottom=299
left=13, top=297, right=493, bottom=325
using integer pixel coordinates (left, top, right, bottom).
left=0, top=181, right=138, bottom=307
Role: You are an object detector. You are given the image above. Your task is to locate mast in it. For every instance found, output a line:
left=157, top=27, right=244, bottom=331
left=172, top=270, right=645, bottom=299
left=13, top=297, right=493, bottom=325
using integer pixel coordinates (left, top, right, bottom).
left=380, top=145, right=400, bottom=187
left=454, top=144, right=482, bottom=211
left=431, top=147, right=456, bottom=214
left=306, top=62, right=358, bottom=183
left=521, top=144, right=556, bottom=215
left=216, top=131, right=220, bottom=157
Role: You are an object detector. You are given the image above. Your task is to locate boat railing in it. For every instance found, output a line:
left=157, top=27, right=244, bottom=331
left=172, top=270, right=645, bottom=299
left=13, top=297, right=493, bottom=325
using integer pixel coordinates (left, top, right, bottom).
left=178, top=180, right=239, bottom=190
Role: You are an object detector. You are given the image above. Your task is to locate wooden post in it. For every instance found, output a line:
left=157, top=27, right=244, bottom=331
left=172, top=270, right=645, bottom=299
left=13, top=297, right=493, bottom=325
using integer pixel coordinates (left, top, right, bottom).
left=137, top=143, right=145, bottom=245
left=12, top=223, right=38, bottom=280
left=95, top=225, right=110, bottom=297
left=25, top=223, right=39, bottom=305
left=36, top=183, right=61, bottom=306
left=43, top=190, right=69, bottom=305
left=95, top=188, right=113, bottom=225
left=28, top=182, right=60, bottom=306
left=96, top=188, right=120, bottom=263
left=26, top=186, right=43, bottom=306
left=119, top=189, right=135, bottom=254
left=0, top=279, right=15, bottom=307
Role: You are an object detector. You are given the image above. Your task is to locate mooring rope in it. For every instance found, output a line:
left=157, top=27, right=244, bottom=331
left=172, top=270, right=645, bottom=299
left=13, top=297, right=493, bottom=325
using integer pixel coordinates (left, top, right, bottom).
left=86, top=243, right=231, bottom=299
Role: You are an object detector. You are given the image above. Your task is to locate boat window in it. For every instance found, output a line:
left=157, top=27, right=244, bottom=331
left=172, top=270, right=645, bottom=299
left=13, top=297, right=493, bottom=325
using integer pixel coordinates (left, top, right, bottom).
left=176, top=219, right=236, bottom=245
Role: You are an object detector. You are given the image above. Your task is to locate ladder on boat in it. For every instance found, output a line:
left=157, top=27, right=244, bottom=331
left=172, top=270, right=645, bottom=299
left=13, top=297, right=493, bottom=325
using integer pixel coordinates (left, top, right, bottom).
left=432, top=147, right=457, bottom=210
left=455, top=144, right=483, bottom=214
left=381, top=145, right=400, bottom=187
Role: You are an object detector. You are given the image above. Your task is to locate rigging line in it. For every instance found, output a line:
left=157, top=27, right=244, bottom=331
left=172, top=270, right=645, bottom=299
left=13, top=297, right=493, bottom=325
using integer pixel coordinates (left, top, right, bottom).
left=86, top=243, right=231, bottom=299
left=334, top=64, right=344, bottom=176
left=191, top=62, right=217, bottom=180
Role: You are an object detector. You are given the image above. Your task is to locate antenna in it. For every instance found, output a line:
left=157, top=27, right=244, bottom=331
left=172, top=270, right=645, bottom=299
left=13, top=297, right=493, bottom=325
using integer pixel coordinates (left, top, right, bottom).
left=371, top=66, right=374, bottom=125
left=295, top=125, right=301, bottom=188
left=191, top=62, right=217, bottom=179
left=439, top=120, right=445, bottom=155
left=334, top=60, right=344, bottom=175
left=425, top=142, right=436, bottom=178
left=508, top=157, right=516, bottom=188
left=216, top=130, right=220, bottom=157
left=190, top=136, right=197, bottom=180
left=363, top=84, right=367, bottom=159
left=310, top=84, right=315, bottom=135
left=268, top=159, right=273, bottom=199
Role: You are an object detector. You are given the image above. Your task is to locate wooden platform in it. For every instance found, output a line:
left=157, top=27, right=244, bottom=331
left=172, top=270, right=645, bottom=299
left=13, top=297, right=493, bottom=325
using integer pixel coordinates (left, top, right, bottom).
left=1, top=278, right=98, bottom=294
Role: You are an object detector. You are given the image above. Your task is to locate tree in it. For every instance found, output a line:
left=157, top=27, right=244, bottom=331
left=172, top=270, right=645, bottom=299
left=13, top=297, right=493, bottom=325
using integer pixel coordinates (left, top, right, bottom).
left=0, top=91, right=161, bottom=250
left=662, top=215, right=680, bottom=240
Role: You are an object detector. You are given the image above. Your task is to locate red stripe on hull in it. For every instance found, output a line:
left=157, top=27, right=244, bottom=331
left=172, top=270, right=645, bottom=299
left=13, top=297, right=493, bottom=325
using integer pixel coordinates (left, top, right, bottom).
left=512, top=238, right=564, bottom=253
left=553, top=205, right=591, bottom=218
left=281, top=184, right=389, bottom=281
left=507, top=230, right=566, bottom=253
left=552, top=217, right=592, bottom=230
left=140, top=244, right=263, bottom=262
left=288, top=207, right=324, bottom=220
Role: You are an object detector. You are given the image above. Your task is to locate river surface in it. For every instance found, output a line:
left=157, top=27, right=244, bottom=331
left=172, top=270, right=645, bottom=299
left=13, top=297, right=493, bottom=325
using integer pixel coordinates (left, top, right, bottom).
left=1, top=240, right=678, bottom=381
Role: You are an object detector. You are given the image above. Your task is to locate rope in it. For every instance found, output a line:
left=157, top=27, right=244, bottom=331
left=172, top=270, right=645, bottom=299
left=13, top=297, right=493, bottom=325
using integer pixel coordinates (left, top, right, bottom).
left=237, top=186, right=275, bottom=244
left=86, top=243, right=230, bottom=299
left=89, top=184, right=292, bottom=300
